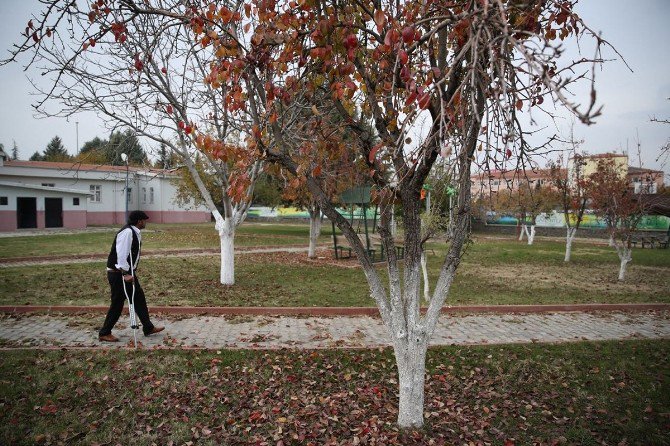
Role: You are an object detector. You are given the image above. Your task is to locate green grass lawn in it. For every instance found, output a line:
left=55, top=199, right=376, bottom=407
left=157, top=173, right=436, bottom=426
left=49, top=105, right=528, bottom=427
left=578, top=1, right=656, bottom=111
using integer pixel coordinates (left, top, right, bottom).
left=0, top=222, right=333, bottom=259
left=0, top=340, right=667, bottom=445
left=0, top=225, right=668, bottom=307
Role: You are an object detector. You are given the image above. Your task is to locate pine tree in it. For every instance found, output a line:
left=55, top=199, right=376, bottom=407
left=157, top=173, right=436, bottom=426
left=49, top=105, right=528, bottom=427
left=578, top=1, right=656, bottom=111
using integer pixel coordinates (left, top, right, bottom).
left=11, top=141, right=19, bottom=160
left=107, top=129, right=147, bottom=165
left=42, top=136, right=72, bottom=161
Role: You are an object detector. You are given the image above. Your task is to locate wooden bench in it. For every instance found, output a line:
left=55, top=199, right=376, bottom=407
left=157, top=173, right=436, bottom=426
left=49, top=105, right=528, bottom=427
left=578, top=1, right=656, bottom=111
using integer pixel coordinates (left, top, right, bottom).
left=332, top=232, right=352, bottom=259
left=641, top=236, right=657, bottom=249
left=368, top=233, right=405, bottom=260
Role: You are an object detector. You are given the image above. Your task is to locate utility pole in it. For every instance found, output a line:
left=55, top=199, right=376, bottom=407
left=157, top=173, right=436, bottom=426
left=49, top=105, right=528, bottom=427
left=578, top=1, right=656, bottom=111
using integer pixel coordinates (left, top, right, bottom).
left=75, top=121, right=79, bottom=155
left=121, top=153, right=129, bottom=222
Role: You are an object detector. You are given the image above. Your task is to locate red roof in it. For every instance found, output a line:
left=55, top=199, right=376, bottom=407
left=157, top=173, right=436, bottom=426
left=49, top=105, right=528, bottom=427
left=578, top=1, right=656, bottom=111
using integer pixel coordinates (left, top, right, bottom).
left=471, top=168, right=559, bottom=180
left=4, top=160, right=173, bottom=175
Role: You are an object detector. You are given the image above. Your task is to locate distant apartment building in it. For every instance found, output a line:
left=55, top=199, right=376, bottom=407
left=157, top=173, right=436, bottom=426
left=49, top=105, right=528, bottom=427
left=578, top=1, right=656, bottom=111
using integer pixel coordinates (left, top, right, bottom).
left=0, top=156, right=210, bottom=232
left=470, top=167, right=558, bottom=198
left=472, top=153, right=664, bottom=198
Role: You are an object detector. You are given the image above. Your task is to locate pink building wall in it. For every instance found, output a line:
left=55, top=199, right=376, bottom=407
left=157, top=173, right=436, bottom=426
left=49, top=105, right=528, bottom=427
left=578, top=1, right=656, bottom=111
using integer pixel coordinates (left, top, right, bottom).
left=87, top=211, right=126, bottom=226
left=151, top=210, right=211, bottom=223
left=86, top=210, right=210, bottom=225
left=0, top=211, right=16, bottom=231
left=63, top=211, right=88, bottom=229
left=36, top=210, right=45, bottom=229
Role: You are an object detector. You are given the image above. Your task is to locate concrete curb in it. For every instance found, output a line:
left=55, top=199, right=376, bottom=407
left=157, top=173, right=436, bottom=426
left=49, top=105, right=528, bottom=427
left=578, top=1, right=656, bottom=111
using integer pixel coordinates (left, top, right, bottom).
left=1, top=303, right=668, bottom=316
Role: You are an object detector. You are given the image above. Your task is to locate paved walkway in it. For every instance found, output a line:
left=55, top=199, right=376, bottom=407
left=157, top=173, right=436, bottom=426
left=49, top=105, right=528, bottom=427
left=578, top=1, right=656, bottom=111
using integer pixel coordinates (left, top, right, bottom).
left=1, top=310, right=667, bottom=349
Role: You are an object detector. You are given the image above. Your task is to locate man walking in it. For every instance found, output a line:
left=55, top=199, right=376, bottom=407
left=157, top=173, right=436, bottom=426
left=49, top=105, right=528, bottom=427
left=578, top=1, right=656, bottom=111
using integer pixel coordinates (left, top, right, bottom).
left=99, top=210, right=164, bottom=342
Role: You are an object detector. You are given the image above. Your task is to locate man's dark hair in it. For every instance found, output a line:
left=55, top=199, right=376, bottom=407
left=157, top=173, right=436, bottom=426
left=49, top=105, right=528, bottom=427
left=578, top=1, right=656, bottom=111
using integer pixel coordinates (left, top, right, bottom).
left=128, top=210, right=149, bottom=225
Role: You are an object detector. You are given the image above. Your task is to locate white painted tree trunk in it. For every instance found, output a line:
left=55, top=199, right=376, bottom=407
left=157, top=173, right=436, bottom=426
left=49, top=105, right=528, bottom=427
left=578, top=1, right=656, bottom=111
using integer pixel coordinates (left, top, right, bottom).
left=527, top=225, right=536, bottom=245
left=617, top=247, right=632, bottom=281
left=421, top=251, right=430, bottom=304
left=308, top=213, right=322, bottom=259
left=395, top=339, right=428, bottom=428
left=215, top=216, right=235, bottom=285
left=609, top=234, right=615, bottom=247
left=564, top=227, right=577, bottom=262
left=518, top=224, right=525, bottom=241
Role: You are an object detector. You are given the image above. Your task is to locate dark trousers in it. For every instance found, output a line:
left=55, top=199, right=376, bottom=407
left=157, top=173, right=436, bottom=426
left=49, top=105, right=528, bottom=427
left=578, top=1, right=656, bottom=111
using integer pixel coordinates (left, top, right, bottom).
left=99, top=272, right=155, bottom=336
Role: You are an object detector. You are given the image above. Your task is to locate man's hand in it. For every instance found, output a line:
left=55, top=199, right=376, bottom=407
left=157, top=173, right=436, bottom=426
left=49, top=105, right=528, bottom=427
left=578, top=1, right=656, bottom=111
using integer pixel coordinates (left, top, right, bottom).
left=123, top=274, right=134, bottom=282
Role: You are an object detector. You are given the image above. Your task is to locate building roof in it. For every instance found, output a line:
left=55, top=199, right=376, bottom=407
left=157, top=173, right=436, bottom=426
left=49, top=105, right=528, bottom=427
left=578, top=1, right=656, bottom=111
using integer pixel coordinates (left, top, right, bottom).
left=3, top=160, right=176, bottom=176
left=575, top=153, right=628, bottom=160
left=0, top=181, right=93, bottom=196
left=627, top=166, right=664, bottom=175
left=471, top=168, right=559, bottom=181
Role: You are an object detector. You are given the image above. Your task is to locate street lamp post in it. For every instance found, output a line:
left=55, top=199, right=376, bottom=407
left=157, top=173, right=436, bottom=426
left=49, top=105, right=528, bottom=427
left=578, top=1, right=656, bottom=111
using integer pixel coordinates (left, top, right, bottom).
left=121, top=153, right=129, bottom=223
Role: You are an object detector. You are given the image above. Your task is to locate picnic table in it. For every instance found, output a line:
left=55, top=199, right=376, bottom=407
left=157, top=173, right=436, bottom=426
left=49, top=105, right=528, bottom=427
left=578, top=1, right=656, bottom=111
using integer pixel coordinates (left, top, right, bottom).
left=631, top=235, right=669, bottom=249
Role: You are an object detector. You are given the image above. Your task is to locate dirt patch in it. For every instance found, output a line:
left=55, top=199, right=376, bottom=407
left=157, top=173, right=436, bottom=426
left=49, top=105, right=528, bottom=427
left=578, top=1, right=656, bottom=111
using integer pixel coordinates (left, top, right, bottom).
left=240, top=249, right=362, bottom=268
left=460, top=261, right=670, bottom=297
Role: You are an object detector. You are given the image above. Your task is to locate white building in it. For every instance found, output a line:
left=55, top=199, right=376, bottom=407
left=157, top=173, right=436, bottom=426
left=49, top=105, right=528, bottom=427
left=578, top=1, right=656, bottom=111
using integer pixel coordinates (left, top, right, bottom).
left=0, top=156, right=210, bottom=232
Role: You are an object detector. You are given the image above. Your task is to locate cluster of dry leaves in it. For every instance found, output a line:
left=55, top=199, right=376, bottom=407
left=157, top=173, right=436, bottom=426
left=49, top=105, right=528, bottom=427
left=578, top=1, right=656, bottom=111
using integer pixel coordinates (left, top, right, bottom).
left=2, top=342, right=666, bottom=445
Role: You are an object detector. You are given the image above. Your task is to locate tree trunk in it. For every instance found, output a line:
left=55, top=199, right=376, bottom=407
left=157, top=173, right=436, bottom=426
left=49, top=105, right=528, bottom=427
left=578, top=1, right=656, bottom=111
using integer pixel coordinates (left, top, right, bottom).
left=617, top=247, right=632, bottom=281
left=216, top=217, right=235, bottom=285
left=395, top=337, right=428, bottom=429
left=518, top=224, right=525, bottom=241
left=564, top=227, right=576, bottom=262
left=527, top=225, right=536, bottom=245
left=308, top=208, right=322, bottom=259
left=421, top=250, right=430, bottom=304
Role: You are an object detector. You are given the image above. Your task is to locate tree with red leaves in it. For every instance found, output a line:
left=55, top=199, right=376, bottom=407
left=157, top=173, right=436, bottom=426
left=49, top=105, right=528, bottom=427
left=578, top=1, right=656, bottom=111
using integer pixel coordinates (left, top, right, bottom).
left=5, top=0, right=610, bottom=429
left=586, top=158, right=655, bottom=281
left=3, top=1, right=267, bottom=285
left=550, top=152, right=588, bottom=262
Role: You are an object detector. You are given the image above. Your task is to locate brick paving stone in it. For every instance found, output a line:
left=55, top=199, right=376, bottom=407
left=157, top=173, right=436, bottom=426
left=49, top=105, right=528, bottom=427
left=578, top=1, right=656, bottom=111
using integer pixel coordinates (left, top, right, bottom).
left=0, top=311, right=667, bottom=350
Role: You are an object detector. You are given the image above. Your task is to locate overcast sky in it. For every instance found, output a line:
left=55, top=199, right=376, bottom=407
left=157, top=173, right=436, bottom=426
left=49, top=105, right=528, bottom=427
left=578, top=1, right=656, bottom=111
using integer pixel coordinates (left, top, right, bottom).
left=0, top=0, right=668, bottom=175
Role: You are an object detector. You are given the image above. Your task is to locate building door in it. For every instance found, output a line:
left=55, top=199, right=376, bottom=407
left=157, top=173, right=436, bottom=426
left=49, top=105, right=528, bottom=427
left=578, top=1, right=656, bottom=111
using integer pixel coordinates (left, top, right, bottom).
left=16, top=197, right=37, bottom=229
left=45, top=198, right=63, bottom=228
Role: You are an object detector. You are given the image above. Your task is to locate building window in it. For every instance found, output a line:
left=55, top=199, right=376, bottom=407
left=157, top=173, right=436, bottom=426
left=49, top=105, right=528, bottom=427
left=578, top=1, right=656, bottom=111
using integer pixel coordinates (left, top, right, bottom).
left=73, top=197, right=80, bottom=206
left=42, top=183, right=55, bottom=187
left=90, top=185, right=101, bottom=202
left=127, top=187, right=133, bottom=204
left=0, top=197, right=7, bottom=205
left=149, top=187, right=154, bottom=204
left=142, top=187, right=147, bottom=204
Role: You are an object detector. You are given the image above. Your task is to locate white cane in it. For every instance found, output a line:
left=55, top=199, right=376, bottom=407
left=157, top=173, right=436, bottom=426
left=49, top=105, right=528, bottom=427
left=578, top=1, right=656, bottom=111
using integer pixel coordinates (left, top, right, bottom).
left=121, top=246, right=139, bottom=348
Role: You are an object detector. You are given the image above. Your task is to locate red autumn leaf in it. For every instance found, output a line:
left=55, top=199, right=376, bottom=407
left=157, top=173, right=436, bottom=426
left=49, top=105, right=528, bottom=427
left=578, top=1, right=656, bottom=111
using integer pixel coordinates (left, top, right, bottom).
left=369, top=144, right=382, bottom=163
left=418, top=92, right=431, bottom=109
left=515, top=99, right=523, bottom=110
left=166, top=105, right=173, bottom=114
left=374, top=9, right=386, bottom=28
left=402, top=26, right=415, bottom=45
left=398, top=49, right=408, bottom=65
left=405, top=90, right=418, bottom=107
left=344, top=34, right=358, bottom=50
